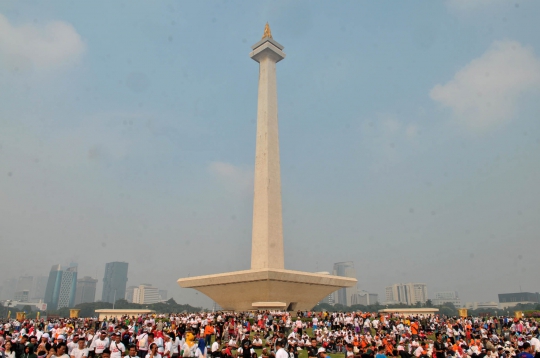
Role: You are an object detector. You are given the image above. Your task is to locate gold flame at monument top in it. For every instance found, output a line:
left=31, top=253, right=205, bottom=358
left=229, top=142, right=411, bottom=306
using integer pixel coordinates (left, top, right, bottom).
left=262, top=23, right=272, bottom=39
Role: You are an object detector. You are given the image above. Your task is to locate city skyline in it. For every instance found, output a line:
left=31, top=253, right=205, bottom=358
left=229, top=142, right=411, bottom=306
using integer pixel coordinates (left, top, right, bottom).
left=2, top=260, right=538, bottom=309
left=1, top=1, right=540, bottom=309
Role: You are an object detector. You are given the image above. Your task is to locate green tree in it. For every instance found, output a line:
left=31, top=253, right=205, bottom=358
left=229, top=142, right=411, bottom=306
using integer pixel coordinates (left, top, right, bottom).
left=425, top=299, right=433, bottom=308
left=114, top=299, right=132, bottom=309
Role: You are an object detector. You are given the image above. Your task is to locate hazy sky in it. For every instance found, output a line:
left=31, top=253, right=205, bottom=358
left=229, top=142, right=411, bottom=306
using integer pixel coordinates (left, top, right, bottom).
left=1, top=1, right=540, bottom=309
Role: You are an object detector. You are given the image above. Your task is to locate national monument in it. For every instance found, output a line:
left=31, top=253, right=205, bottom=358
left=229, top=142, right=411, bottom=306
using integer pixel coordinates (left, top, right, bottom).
left=177, top=24, right=357, bottom=311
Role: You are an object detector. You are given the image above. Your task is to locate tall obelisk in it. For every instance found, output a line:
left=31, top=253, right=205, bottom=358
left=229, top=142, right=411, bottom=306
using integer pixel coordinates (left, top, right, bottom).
left=249, top=23, right=286, bottom=270
left=177, top=25, right=357, bottom=311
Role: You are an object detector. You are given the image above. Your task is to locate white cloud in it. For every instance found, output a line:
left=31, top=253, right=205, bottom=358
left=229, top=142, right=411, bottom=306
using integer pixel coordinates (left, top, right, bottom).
left=208, top=161, right=253, bottom=193
left=430, top=40, right=540, bottom=130
left=0, top=13, right=85, bottom=71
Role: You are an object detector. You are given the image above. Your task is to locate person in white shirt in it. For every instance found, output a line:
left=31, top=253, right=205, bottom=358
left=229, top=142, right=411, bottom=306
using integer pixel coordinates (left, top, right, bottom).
left=53, top=344, right=70, bottom=358
left=137, top=331, right=150, bottom=358
left=210, top=338, right=221, bottom=358
left=529, top=334, right=540, bottom=353
left=171, top=334, right=181, bottom=358
left=71, top=339, right=89, bottom=358
left=275, top=341, right=288, bottom=358
left=163, top=335, right=172, bottom=358
left=68, top=336, right=80, bottom=356
left=91, top=332, right=110, bottom=355
left=146, top=344, right=162, bottom=358
left=252, top=336, right=263, bottom=349
left=126, top=346, right=139, bottom=358
left=110, top=334, right=126, bottom=358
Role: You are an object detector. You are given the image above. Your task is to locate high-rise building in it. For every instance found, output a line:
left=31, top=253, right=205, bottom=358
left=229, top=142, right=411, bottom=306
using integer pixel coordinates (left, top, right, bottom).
left=159, top=290, right=168, bottom=301
left=102, top=262, right=129, bottom=304
left=14, top=290, right=30, bottom=302
left=32, top=276, right=49, bottom=301
left=132, top=284, right=161, bottom=304
left=385, top=283, right=427, bottom=305
left=320, top=293, right=335, bottom=305
left=498, top=292, right=540, bottom=309
left=44, top=265, right=63, bottom=309
left=125, top=286, right=137, bottom=303
left=74, top=276, right=97, bottom=305
left=433, top=291, right=461, bottom=307
left=332, top=262, right=356, bottom=306
left=351, top=290, right=379, bottom=306
left=44, top=264, right=78, bottom=309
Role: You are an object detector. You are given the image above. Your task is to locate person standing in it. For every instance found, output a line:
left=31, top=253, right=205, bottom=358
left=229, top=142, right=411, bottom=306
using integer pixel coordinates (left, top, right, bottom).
left=204, top=326, right=214, bottom=349
left=145, top=344, right=161, bottom=358
left=67, top=336, right=80, bottom=357
left=126, top=347, right=138, bottom=358
left=110, top=334, right=126, bottom=358
left=434, top=335, right=446, bottom=358
left=70, top=339, right=88, bottom=358
left=136, top=331, right=149, bottom=358
left=374, top=347, right=387, bottom=358
left=91, top=332, right=110, bottom=357
left=518, top=343, right=535, bottom=358
left=210, top=338, right=221, bottom=358
left=275, top=341, right=287, bottom=358
left=4, top=342, right=17, bottom=358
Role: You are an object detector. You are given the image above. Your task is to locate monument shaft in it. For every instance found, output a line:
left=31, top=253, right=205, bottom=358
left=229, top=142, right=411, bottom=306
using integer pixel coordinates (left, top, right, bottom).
left=177, top=25, right=357, bottom=311
left=251, top=42, right=284, bottom=270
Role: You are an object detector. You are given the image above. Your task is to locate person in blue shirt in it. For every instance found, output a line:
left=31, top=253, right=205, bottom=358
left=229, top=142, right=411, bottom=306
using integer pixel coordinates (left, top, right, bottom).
left=518, top=343, right=534, bottom=358
left=375, top=346, right=387, bottom=358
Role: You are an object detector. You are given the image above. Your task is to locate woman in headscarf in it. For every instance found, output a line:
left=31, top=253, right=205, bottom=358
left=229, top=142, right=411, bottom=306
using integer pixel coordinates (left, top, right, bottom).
left=196, top=339, right=206, bottom=358
left=21, top=345, right=37, bottom=358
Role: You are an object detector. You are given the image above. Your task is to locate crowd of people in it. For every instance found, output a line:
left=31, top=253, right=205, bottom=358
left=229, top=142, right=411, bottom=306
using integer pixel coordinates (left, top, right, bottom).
left=1, top=311, right=539, bottom=358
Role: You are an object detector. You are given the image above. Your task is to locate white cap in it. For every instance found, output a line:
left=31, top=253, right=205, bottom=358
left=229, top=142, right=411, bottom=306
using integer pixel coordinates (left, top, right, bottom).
left=317, top=348, right=326, bottom=354
left=58, top=335, right=66, bottom=340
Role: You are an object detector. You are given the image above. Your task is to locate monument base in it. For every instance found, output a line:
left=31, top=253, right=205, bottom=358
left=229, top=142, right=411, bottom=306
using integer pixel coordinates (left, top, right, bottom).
left=177, top=268, right=356, bottom=311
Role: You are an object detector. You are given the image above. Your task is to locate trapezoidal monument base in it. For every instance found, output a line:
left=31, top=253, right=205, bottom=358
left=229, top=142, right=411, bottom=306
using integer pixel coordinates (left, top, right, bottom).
left=177, top=268, right=357, bottom=311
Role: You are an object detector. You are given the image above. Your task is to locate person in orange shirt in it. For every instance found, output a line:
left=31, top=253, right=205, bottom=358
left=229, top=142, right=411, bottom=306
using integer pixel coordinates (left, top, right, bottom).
left=360, top=337, right=368, bottom=349
left=204, top=324, right=214, bottom=347
left=411, top=321, right=419, bottom=341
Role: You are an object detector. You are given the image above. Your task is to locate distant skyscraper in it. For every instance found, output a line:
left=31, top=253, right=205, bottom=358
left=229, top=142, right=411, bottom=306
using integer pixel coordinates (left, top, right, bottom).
left=320, top=293, right=335, bottom=305
left=125, top=286, right=137, bottom=303
left=159, top=290, right=168, bottom=301
left=385, top=283, right=427, bottom=305
left=433, top=291, right=461, bottom=307
left=332, top=262, right=356, bottom=306
left=44, top=265, right=63, bottom=309
left=44, top=264, right=78, bottom=309
left=351, top=290, right=379, bottom=306
left=132, top=284, right=160, bottom=304
left=74, top=276, right=97, bottom=305
left=32, top=276, right=49, bottom=301
left=102, top=262, right=129, bottom=303
left=14, top=290, right=30, bottom=302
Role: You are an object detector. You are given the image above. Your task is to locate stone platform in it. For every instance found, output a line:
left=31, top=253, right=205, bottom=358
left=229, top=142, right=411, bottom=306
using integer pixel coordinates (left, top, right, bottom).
left=177, top=268, right=356, bottom=311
